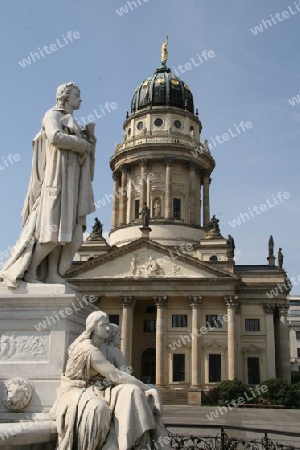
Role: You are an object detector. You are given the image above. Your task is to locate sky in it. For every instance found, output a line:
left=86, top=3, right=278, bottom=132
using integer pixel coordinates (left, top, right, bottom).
left=0, top=0, right=299, bottom=293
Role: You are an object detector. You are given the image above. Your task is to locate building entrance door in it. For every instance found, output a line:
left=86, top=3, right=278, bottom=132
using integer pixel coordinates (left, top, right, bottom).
left=141, top=348, right=156, bottom=383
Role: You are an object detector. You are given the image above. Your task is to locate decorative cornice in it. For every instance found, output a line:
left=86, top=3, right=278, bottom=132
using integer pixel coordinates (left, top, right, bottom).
left=154, top=296, right=168, bottom=308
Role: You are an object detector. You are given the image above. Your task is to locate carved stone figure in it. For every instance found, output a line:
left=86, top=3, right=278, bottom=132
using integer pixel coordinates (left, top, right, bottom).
left=92, top=217, right=103, bottom=235
left=278, top=248, right=284, bottom=269
left=153, top=199, right=161, bottom=217
left=2, top=378, right=33, bottom=411
left=226, top=234, right=235, bottom=259
left=139, top=202, right=150, bottom=228
left=147, top=257, right=159, bottom=276
left=161, top=35, right=169, bottom=63
left=50, top=311, right=171, bottom=450
left=1, top=82, right=96, bottom=288
left=269, top=235, right=274, bottom=257
left=1, top=82, right=96, bottom=287
left=208, top=214, right=220, bottom=233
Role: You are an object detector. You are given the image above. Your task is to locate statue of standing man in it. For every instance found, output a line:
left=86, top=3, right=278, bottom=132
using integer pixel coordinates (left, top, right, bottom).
left=1, top=82, right=96, bottom=287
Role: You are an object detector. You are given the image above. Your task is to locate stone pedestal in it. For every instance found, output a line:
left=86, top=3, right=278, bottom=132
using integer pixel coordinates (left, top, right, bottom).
left=0, top=283, right=98, bottom=416
left=139, top=227, right=152, bottom=239
left=188, top=389, right=202, bottom=406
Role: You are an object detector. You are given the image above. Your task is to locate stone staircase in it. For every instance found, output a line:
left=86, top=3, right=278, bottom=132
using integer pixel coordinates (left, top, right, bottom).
left=159, top=388, right=188, bottom=405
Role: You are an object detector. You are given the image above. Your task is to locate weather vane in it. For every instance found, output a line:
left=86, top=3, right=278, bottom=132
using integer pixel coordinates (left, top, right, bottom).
left=161, top=35, right=169, bottom=65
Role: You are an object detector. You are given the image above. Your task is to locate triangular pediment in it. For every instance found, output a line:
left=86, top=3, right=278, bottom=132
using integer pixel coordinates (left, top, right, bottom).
left=68, top=238, right=237, bottom=281
left=242, top=344, right=264, bottom=354
left=203, top=340, right=227, bottom=349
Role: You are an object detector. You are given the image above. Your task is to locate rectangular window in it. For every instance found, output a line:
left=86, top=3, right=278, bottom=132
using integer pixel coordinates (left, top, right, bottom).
left=173, top=198, right=181, bottom=220
left=245, top=319, right=260, bottom=332
left=206, top=315, right=223, bottom=328
left=296, top=331, right=300, bottom=340
left=297, top=348, right=300, bottom=358
left=172, top=315, right=187, bottom=327
left=144, top=320, right=156, bottom=333
left=209, top=354, right=221, bottom=382
left=247, top=357, right=260, bottom=384
left=173, top=354, right=185, bottom=382
left=135, top=199, right=140, bottom=219
left=108, top=315, right=120, bottom=326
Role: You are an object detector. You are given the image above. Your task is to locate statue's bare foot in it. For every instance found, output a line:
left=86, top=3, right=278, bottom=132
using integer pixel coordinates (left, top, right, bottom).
left=45, top=274, right=66, bottom=284
left=24, top=273, right=44, bottom=284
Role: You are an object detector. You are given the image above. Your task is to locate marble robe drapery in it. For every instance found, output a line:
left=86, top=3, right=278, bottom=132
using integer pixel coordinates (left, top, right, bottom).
left=1, top=109, right=95, bottom=286
left=51, top=340, right=156, bottom=450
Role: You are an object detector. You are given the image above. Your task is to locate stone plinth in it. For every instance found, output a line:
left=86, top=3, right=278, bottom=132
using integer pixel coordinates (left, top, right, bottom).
left=188, top=389, right=202, bottom=406
left=0, top=283, right=98, bottom=415
left=139, top=227, right=152, bottom=239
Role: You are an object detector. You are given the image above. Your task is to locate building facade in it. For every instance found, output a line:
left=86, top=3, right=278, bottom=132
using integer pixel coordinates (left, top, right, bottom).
left=69, top=50, right=291, bottom=403
left=288, top=296, right=300, bottom=372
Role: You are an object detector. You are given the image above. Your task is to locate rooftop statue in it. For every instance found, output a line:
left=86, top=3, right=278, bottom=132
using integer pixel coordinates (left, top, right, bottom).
left=1, top=82, right=96, bottom=287
left=161, top=35, right=169, bottom=64
left=269, top=235, right=274, bottom=257
left=139, top=202, right=150, bottom=228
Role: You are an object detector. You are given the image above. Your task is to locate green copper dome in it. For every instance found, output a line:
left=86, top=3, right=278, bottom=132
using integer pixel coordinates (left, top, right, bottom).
left=131, top=65, right=194, bottom=114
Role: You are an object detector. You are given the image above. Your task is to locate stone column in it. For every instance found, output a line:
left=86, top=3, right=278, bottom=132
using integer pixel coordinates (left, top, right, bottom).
left=203, top=172, right=211, bottom=227
left=263, top=304, right=276, bottom=379
left=224, top=295, right=239, bottom=380
left=165, top=158, right=174, bottom=220
left=119, top=165, right=127, bottom=225
left=139, top=159, right=147, bottom=207
left=155, top=296, right=168, bottom=386
left=189, top=296, right=202, bottom=387
left=189, top=164, right=197, bottom=224
left=278, top=304, right=291, bottom=383
left=126, top=178, right=132, bottom=223
left=120, top=296, right=134, bottom=365
left=199, top=172, right=202, bottom=227
left=111, top=172, right=119, bottom=230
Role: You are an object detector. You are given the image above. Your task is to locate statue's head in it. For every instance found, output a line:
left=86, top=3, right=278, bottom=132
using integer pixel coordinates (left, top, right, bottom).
left=86, top=311, right=109, bottom=335
left=106, top=323, right=121, bottom=346
left=56, top=82, right=80, bottom=109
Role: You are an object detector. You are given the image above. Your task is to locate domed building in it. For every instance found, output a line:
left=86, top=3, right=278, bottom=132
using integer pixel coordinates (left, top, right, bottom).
left=109, top=57, right=214, bottom=247
left=70, top=44, right=291, bottom=404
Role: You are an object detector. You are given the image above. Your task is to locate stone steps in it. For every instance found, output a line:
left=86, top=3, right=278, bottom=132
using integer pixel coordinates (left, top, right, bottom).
left=160, top=389, right=188, bottom=405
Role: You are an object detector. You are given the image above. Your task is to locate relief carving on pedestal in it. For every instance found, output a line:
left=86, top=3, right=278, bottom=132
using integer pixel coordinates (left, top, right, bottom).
left=1, top=378, right=33, bottom=411
left=0, top=333, right=49, bottom=361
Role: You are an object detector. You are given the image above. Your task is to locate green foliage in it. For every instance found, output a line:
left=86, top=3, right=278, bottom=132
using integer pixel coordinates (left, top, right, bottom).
left=259, top=378, right=300, bottom=408
left=218, top=379, right=249, bottom=405
left=291, top=371, right=300, bottom=384
left=202, top=387, right=220, bottom=406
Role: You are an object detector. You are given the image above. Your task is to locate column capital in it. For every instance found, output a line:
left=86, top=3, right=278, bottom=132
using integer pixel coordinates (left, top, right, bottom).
left=277, top=304, right=289, bottom=316
left=224, top=295, right=239, bottom=309
left=139, top=159, right=148, bottom=167
left=165, top=157, right=174, bottom=167
left=154, top=296, right=168, bottom=308
left=120, top=296, right=134, bottom=308
left=112, top=172, right=119, bottom=181
left=120, top=164, right=128, bottom=173
left=263, top=303, right=275, bottom=314
left=189, top=296, right=202, bottom=308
